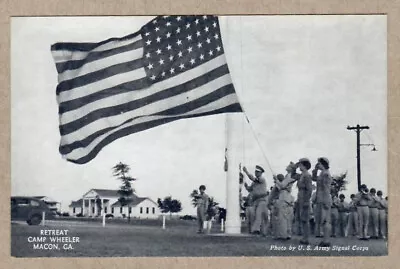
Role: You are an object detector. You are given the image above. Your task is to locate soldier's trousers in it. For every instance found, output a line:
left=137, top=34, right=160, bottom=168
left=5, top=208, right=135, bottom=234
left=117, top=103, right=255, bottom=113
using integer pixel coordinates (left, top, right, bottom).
left=316, top=203, right=331, bottom=242
left=357, top=206, right=369, bottom=238
left=197, top=207, right=206, bottom=232
left=251, top=199, right=269, bottom=235
left=245, top=206, right=255, bottom=233
left=338, top=212, right=348, bottom=237
left=331, top=208, right=339, bottom=236
left=346, top=211, right=359, bottom=237
left=378, top=209, right=387, bottom=237
left=313, top=204, right=322, bottom=236
left=369, top=207, right=379, bottom=237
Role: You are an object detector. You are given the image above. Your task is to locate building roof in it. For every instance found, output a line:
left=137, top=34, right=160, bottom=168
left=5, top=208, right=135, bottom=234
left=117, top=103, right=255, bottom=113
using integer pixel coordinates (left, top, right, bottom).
left=84, top=189, right=140, bottom=198
left=33, top=196, right=58, bottom=203
left=111, top=197, right=148, bottom=207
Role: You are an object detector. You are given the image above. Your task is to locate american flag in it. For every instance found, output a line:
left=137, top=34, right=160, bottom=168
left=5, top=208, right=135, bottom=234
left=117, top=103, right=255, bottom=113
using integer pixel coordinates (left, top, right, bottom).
left=51, top=15, right=243, bottom=164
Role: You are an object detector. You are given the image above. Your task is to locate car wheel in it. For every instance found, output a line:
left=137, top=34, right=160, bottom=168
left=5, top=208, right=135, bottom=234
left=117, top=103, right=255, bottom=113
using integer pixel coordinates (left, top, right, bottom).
left=28, top=214, right=42, bottom=225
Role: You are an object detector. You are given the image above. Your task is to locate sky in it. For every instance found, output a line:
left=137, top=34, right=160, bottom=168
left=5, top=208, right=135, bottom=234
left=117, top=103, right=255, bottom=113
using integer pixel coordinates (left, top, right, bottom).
left=11, top=15, right=387, bottom=215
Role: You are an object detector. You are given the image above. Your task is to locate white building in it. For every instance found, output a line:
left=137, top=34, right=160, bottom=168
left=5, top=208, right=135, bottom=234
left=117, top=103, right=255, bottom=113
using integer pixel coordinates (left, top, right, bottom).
left=34, top=196, right=60, bottom=212
left=68, top=189, right=160, bottom=219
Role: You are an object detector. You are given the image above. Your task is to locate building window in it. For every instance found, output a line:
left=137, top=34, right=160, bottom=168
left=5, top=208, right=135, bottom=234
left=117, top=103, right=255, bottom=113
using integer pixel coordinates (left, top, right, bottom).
left=120, top=207, right=123, bottom=213
left=152, top=207, right=155, bottom=214
left=104, top=207, right=108, bottom=214
left=146, top=207, right=149, bottom=214
left=129, top=207, right=132, bottom=213
left=73, top=207, right=76, bottom=214
left=111, top=207, right=114, bottom=214
left=140, top=207, right=143, bottom=214
left=92, top=207, right=95, bottom=214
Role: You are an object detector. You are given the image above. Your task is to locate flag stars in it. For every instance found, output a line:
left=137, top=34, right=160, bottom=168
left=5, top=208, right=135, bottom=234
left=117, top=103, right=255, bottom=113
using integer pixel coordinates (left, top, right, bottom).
left=214, top=33, right=219, bottom=40
left=216, top=46, right=221, bottom=52
left=177, top=16, right=182, bottom=21
left=190, top=58, right=196, bottom=65
left=159, top=58, right=165, bottom=65
left=169, top=55, right=174, bottom=61
left=206, top=38, right=211, bottom=44
left=186, top=35, right=192, bottom=41
left=204, top=26, right=209, bottom=32
left=161, top=71, right=166, bottom=77
left=150, top=75, right=156, bottom=80
left=145, top=32, right=150, bottom=37
left=166, top=21, right=171, bottom=27
left=200, top=54, right=205, bottom=60
left=166, top=32, right=171, bottom=38
left=156, top=49, right=162, bottom=55
left=213, top=22, right=217, bottom=28
left=156, top=36, right=161, bottom=43
left=155, top=27, right=160, bottom=32
left=176, top=39, right=182, bottom=46
left=147, top=63, right=154, bottom=70
left=176, top=27, right=181, bottom=34
left=166, top=44, right=172, bottom=50
left=170, top=68, right=175, bottom=74
left=178, top=51, right=183, bottom=57
left=197, top=42, right=203, bottom=48
left=203, top=15, right=207, bottom=20
left=179, top=63, right=185, bottom=70
left=145, top=52, right=151, bottom=58
left=187, top=46, right=193, bottom=53
left=195, top=19, right=199, bottom=25
left=196, top=31, right=201, bottom=37
left=209, top=50, right=214, bottom=56
left=152, top=20, right=157, bottom=24
left=145, top=40, right=152, bottom=46
left=186, top=23, right=191, bottom=29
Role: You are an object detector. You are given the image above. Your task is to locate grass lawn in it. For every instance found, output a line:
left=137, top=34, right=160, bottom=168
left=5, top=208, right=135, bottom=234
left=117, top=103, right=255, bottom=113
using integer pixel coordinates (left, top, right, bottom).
left=10, top=220, right=388, bottom=257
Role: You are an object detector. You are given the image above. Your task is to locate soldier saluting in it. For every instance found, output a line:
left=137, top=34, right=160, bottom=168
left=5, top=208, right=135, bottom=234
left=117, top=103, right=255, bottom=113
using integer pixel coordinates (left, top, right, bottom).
left=312, top=157, right=333, bottom=247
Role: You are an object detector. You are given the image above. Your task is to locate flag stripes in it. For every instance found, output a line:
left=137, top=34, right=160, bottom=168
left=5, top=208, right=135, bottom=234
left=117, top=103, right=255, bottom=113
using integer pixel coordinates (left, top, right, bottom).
left=51, top=15, right=243, bottom=164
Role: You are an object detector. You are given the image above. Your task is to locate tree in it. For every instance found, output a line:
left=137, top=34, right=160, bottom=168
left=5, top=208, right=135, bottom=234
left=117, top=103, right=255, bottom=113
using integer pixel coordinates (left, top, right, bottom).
left=157, top=196, right=182, bottom=217
left=332, top=171, right=348, bottom=196
left=112, top=162, right=137, bottom=221
left=189, top=190, right=219, bottom=220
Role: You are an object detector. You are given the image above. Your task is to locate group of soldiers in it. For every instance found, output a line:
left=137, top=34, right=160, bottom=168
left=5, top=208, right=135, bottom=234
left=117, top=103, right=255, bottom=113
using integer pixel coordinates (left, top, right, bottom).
left=242, top=157, right=388, bottom=247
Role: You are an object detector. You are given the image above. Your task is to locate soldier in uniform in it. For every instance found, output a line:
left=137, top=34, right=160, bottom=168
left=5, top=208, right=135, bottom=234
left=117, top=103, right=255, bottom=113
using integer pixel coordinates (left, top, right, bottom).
left=354, top=184, right=371, bottom=240
left=376, top=191, right=387, bottom=239
left=196, top=185, right=209, bottom=234
left=274, top=162, right=297, bottom=240
left=312, top=157, right=333, bottom=247
left=346, top=194, right=359, bottom=237
left=243, top=192, right=255, bottom=233
left=368, top=188, right=380, bottom=239
left=337, top=194, right=349, bottom=237
left=243, top=165, right=269, bottom=235
left=330, top=192, right=340, bottom=237
left=292, top=158, right=313, bottom=245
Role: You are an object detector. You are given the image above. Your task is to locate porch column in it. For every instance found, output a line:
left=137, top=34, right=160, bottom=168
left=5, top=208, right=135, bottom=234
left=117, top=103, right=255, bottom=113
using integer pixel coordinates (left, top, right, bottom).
left=81, top=199, right=84, bottom=215
left=88, top=199, right=92, bottom=217
left=101, top=199, right=104, bottom=216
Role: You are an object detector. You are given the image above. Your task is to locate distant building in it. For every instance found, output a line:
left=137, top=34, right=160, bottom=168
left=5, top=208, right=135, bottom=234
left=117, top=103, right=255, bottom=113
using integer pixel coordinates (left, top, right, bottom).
left=68, top=189, right=160, bottom=219
left=33, top=196, right=60, bottom=212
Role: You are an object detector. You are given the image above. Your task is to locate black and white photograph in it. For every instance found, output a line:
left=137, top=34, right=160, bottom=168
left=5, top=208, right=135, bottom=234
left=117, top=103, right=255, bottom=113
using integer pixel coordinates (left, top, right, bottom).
left=11, top=15, right=387, bottom=257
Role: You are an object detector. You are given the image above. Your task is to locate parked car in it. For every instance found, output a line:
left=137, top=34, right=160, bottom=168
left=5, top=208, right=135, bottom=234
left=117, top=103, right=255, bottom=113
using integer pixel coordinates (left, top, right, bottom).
left=11, top=196, right=55, bottom=225
left=179, top=215, right=197, bottom=221
left=105, top=214, right=114, bottom=219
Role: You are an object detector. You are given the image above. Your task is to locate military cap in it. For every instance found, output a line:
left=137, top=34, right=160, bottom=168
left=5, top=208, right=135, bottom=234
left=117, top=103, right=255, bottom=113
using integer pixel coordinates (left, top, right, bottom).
left=255, top=165, right=265, bottom=173
left=318, top=157, right=330, bottom=169
left=298, top=158, right=311, bottom=170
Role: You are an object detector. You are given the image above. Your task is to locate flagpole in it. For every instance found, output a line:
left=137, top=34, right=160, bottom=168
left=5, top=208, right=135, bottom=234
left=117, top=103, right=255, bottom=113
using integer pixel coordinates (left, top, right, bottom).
left=225, top=113, right=242, bottom=234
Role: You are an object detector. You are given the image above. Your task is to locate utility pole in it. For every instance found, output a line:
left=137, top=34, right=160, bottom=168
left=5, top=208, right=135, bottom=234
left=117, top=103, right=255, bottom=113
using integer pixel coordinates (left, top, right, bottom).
left=347, top=124, right=370, bottom=191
